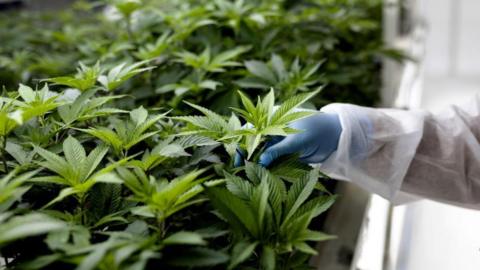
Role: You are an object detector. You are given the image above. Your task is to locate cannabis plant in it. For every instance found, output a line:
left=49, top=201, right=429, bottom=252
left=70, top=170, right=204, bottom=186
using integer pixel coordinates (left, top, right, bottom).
left=80, top=106, right=166, bottom=157
left=176, top=88, right=319, bottom=160
left=0, top=0, right=398, bottom=268
left=208, top=163, right=335, bottom=269
left=32, top=136, right=124, bottom=208
left=238, top=54, right=324, bottom=100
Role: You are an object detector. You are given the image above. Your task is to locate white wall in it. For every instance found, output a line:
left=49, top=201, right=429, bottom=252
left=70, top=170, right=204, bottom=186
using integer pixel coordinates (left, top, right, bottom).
left=388, top=1, right=480, bottom=270
left=424, top=0, right=480, bottom=77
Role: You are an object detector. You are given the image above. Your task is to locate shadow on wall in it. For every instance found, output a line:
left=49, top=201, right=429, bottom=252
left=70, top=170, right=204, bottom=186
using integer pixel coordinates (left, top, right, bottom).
left=0, top=0, right=75, bottom=11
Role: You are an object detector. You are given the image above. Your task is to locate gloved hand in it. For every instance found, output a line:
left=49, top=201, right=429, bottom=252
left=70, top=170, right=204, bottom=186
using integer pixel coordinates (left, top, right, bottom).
left=234, top=112, right=342, bottom=167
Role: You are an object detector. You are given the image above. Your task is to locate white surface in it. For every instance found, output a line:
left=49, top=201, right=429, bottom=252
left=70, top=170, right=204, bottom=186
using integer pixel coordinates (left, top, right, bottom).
left=424, top=0, right=480, bottom=77
left=390, top=76, right=480, bottom=270
left=394, top=200, right=480, bottom=270
left=457, top=1, right=480, bottom=75
left=352, top=195, right=390, bottom=270
left=423, top=0, right=452, bottom=76
left=388, top=0, right=480, bottom=267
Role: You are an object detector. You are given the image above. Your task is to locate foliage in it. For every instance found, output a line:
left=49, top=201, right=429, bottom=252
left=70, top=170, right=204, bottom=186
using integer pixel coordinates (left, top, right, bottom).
left=175, top=88, right=319, bottom=160
left=0, top=0, right=397, bottom=108
left=0, top=0, right=400, bottom=268
left=208, top=163, right=336, bottom=269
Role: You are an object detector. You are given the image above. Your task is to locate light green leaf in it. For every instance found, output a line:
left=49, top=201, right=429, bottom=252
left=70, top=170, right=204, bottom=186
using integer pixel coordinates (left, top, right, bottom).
left=244, top=60, right=277, bottom=84
left=163, top=231, right=206, bottom=246
left=63, top=136, right=86, bottom=167
left=18, top=84, right=35, bottom=103
left=44, top=187, right=80, bottom=208
left=270, top=89, right=320, bottom=125
left=130, top=106, right=148, bottom=126
left=293, top=242, right=317, bottom=255
left=0, top=213, right=65, bottom=246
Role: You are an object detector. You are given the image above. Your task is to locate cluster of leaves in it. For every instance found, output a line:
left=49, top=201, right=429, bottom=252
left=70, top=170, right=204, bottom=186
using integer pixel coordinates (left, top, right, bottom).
left=0, top=64, right=334, bottom=269
left=0, top=0, right=401, bottom=268
left=0, top=0, right=400, bottom=112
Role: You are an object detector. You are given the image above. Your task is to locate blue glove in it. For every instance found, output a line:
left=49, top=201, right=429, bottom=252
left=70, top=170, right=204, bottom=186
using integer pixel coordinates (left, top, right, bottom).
left=234, top=112, right=342, bottom=167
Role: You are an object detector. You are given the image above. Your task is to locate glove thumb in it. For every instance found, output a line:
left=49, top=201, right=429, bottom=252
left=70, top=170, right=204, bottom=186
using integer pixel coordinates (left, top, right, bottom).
left=259, top=138, right=297, bottom=167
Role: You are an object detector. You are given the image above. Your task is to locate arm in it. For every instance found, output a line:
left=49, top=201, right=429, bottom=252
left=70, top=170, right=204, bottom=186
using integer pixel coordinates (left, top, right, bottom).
left=321, top=96, right=480, bottom=208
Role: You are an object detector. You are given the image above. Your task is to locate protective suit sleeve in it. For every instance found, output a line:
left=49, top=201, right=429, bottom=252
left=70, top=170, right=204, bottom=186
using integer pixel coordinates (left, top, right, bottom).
left=318, top=96, right=480, bottom=208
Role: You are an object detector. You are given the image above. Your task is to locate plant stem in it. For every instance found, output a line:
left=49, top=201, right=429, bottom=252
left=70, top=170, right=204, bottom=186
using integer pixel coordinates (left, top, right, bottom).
left=79, top=195, right=87, bottom=225
left=157, top=216, right=165, bottom=238
left=1, top=136, right=8, bottom=173
left=125, top=16, right=136, bottom=46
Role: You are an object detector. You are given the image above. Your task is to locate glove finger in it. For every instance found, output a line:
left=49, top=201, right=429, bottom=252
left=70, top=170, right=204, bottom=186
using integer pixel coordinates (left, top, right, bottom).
left=234, top=148, right=246, bottom=167
left=259, top=136, right=301, bottom=167
left=264, top=135, right=284, bottom=149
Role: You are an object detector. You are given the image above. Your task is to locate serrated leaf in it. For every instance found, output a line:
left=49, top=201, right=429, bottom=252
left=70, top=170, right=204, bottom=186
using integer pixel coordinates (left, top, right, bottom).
left=63, top=136, right=86, bottom=168
left=34, top=145, right=70, bottom=179
left=225, top=171, right=253, bottom=200
left=206, top=187, right=258, bottom=237
left=270, top=89, right=320, bottom=125
left=175, top=135, right=219, bottom=148
left=252, top=179, right=269, bottom=230
left=283, top=170, right=319, bottom=225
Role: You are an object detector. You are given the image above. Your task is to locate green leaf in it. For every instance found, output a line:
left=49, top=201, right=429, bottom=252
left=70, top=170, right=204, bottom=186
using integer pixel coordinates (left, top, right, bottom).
left=0, top=213, right=65, bottom=246
left=163, top=231, right=206, bottom=246
left=63, top=136, right=86, bottom=167
left=114, top=0, right=142, bottom=17
left=237, top=91, right=256, bottom=118
left=244, top=60, right=277, bottom=84
left=82, top=144, right=109, bottom=181
left=225, top=171, right=253, bottom=200
left=228, top=241, right=258, bottom=269
left=18, top=254, right=62, bottom=270
left=98, top=61, right=155, bottom=91
left=283, top=170, right=319, bottom=225
left=298, top=230, right=336, bottom=242
left=206, top=187, right=258, bottom=237
left=43, top=62, right=100, bottom=91
left=270, top=89, right=320, bottom=125
left=260, top=245, right=276, bottom=270
left=270, top=54, right=287, bottom=80
left=257, top=168, right=286, bottom=226
left=34, top=145, right=70, bottom=179
left=130, top=106, right=148, bottom=126
left=245, top=134, right=261, bottom=159
left=252, top=179, right=269, bottom=230
left=269, top=154, right=313, bottom=182
left=293, top=242, right=317, bottom=255
left=44, top=187, right=81, bottom=208
left=18, top=84, right=36, bottom=103
left=291, top=195, right=336, bottom=221
left=166, top=247, right=229, bottom=267
left=175, top=135, right=219, bottom=148
left=81, top=127, right=123, bottom=153
left=184, top=101, right=229, bottom=130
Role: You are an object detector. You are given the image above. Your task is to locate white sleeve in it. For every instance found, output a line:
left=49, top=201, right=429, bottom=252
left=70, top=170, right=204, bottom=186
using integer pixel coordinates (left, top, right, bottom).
left=317, top=96, right=480, bottom=209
